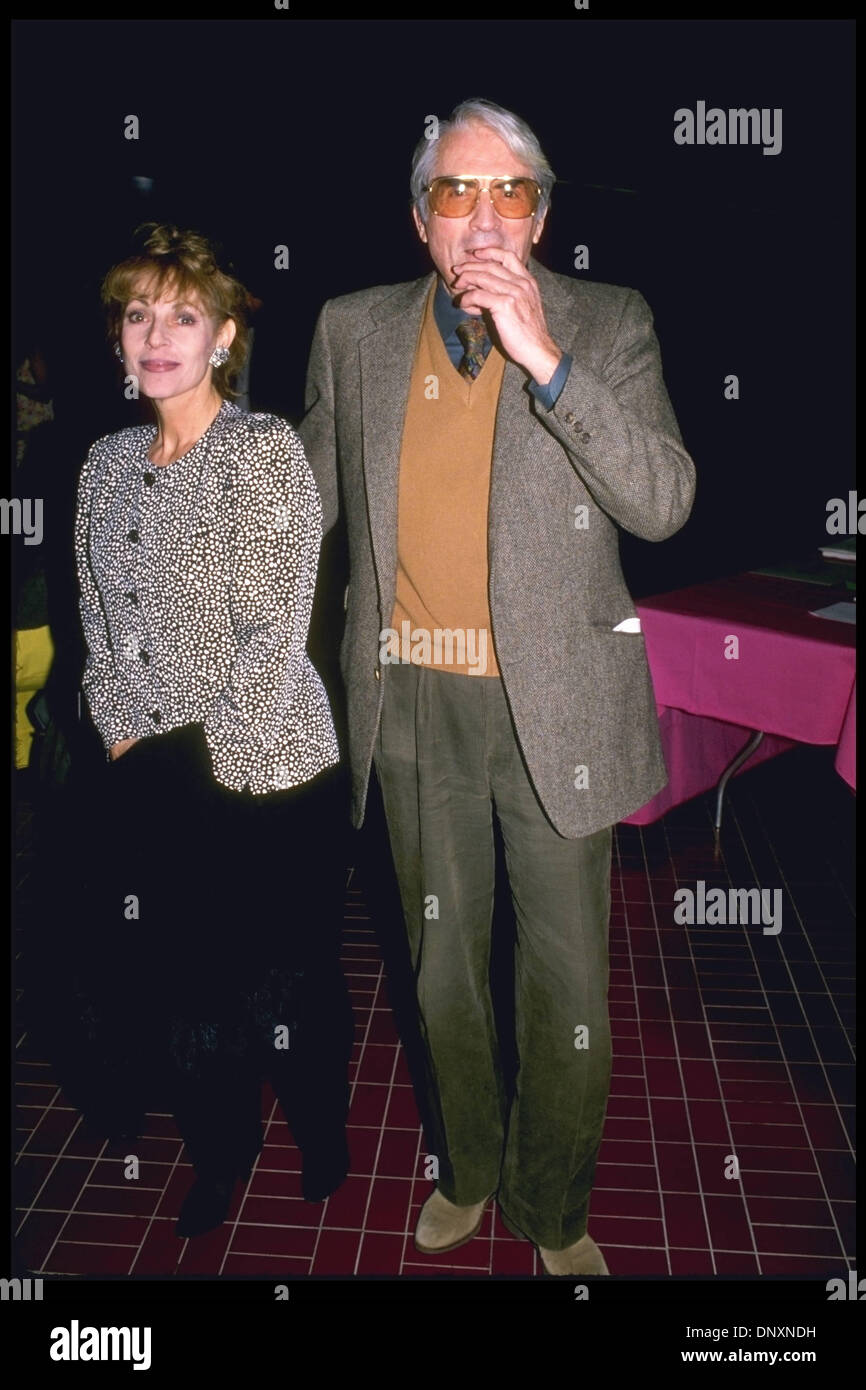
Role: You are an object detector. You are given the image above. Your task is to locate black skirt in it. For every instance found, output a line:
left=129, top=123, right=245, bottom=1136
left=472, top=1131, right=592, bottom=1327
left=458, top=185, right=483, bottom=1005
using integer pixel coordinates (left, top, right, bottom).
left=33, top=724, right=353, bottom=1131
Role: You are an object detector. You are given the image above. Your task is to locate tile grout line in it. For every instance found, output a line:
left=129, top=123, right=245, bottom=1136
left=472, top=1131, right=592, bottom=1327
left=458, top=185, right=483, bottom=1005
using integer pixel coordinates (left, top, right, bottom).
left=720, top=793, right=851, bottom=1267
left=632, top=818, right=719, bottom=1274
left=659, top=799, right=764, bottom=1272
left=613, top=827, right=672, bottom=1276
left=351, top=957, right=391, bottom=1276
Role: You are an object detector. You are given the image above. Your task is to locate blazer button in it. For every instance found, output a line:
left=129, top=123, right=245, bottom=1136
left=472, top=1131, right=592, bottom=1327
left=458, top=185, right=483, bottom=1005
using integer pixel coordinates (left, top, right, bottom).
left=139, top=649, right=150, bottom=664
left=126, top=591, right=138, bottom=605
left=374, top=668, right=380, bottom=681
left=127, top=528, right=139, bottom=543
left=144, top=472, right=156, bottom=486
left=580, top=431, right=591, bottom=443
left=150, top=709, right=161, bottom=724
left=564, top=411, right=576, bottom=425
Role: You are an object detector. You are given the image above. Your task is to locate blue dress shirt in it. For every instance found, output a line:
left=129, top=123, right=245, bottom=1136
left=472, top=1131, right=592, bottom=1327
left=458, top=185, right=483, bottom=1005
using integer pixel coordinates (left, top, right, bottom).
left=433, top=279, right=572, bottom=409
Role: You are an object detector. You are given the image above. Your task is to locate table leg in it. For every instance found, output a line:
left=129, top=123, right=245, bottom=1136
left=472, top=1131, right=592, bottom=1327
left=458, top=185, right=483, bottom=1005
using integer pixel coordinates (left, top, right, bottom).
left=714, top=730, right=765, bottom=833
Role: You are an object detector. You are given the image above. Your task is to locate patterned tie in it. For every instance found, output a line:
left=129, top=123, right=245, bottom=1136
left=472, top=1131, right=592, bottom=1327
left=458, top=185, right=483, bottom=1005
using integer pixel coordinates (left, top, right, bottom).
left=456, top=317, right=490, bottom=380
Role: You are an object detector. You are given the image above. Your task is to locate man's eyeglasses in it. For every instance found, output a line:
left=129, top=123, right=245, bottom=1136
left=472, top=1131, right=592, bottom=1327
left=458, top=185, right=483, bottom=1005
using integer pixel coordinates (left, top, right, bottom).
left=426, top=176, right=542, bottom=219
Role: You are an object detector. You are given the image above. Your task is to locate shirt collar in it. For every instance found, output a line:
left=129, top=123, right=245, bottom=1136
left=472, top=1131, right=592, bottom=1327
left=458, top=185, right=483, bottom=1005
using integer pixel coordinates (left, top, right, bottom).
left=433, top=278, right=484, bottom=339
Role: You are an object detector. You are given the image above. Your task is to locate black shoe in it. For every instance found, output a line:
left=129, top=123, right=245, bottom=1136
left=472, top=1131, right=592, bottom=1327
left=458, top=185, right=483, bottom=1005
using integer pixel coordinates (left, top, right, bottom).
left=175, top=1176, right=236, bottom=1238
left=300, top=1134, right=350, bottom=1203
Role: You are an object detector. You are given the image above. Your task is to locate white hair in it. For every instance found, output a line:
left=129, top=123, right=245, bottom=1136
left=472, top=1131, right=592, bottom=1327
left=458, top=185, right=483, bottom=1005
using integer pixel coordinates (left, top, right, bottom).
left=410, top=98, right=556, bottom=223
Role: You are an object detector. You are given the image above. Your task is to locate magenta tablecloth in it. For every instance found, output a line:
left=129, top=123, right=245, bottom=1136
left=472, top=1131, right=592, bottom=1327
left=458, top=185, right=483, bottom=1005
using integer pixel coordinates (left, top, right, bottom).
left=834, top=679, right=856, bottom=789
left=623, top=572, right=856, bottom=823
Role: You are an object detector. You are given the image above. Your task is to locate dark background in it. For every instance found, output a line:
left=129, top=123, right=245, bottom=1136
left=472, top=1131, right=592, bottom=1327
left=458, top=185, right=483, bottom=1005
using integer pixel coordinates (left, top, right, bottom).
left=6, top=17, right=856, bottom=1308
left=12, top=17, right=855, bottom=604
left=6, top=17, right=857, bottom=1288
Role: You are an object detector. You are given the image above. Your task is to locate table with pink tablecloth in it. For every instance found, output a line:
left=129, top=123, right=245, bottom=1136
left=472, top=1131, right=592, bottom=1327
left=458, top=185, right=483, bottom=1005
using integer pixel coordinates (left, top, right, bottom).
left=623, top=572, right=856, bottom=825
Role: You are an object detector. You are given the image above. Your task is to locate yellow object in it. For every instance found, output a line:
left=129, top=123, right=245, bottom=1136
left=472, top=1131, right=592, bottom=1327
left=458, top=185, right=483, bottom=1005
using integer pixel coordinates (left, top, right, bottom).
left=14, top=625, right=55, bottom=767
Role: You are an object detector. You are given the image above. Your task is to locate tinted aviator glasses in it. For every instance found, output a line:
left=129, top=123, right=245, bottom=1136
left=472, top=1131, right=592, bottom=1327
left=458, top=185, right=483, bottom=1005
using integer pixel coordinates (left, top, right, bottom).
left=426, top=175, right=542, bottom=219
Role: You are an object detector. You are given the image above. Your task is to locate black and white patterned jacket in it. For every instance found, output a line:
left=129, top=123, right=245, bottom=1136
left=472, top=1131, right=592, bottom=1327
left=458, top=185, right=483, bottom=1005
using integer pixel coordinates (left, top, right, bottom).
left=74, top=400, right=340, bottom=794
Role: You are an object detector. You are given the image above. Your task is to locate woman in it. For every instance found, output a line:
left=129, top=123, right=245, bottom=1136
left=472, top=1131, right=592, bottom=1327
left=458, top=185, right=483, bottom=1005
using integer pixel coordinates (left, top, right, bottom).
left=70, top=223, right=354, bottom=1238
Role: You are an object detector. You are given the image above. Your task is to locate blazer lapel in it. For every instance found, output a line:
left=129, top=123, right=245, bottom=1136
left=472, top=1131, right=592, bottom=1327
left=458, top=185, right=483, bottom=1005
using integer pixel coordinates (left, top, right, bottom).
left=489, top=258, right=576, bottom=551
left=359, top=274, right=434, bottom=604
left=357, top=260, right=575, bottom=602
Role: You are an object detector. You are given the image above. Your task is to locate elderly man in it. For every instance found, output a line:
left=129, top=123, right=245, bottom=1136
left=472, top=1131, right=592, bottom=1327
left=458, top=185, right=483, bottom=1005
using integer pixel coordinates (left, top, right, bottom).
left=299, top=97, right=695, bottom=1275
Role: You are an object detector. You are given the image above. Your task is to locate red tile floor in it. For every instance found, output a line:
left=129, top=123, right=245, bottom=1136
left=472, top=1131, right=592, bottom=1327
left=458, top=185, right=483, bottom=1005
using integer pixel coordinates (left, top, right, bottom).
left=13, top=744, right=855, bottom=1278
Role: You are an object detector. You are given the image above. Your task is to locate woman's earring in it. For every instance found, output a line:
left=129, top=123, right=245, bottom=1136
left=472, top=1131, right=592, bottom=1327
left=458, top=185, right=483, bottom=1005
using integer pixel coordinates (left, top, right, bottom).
left=114, top=343, right=123, bottom=360
left=209, top=346, right=230, bottom=368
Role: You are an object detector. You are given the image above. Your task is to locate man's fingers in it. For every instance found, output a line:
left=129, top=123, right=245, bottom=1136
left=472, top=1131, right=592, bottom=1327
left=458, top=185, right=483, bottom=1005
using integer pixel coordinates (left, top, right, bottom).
left=464, top=245, right=530, bottom=277
left=453, top=255, right=531, bottom=284
left=451, top=267, right=537, bottom=303
left=452, top=265, right=518, bottom=292
left=468, top=250, right=535, bottom=289
left=451, top=267, right=533, bottom=300
left=454, top=290, right=497, bottom=315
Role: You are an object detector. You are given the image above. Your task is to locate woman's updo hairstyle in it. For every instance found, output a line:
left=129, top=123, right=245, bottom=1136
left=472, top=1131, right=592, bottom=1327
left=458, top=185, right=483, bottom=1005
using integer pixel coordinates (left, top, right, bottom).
left=101, top=223, right=251, bottom=399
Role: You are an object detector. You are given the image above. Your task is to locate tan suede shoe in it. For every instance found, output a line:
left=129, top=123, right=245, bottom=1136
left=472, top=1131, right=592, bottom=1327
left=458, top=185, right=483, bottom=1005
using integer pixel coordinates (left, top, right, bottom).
left=413, top=1188, right=491, bottom=1254
left=538, top=1233, right=610, bottom=1275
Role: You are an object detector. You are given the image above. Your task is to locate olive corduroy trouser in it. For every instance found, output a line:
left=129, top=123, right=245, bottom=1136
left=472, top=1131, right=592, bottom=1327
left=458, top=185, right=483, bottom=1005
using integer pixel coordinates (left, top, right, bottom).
left=374, top=661, right=613, bottom=1250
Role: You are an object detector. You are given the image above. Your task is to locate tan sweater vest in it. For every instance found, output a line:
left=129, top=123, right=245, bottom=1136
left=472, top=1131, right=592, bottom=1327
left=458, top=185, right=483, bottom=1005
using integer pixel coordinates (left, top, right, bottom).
left=389, top=285, right=504, bottom=677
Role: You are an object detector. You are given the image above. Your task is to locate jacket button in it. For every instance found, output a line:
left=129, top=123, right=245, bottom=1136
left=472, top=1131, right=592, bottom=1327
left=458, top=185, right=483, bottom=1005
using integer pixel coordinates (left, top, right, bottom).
left=150, top=709, right=161, bottom=724
left=580, top=431, right=591, bottom=443
left=126, top=591, right=138, bottom=605
left=127, top=529, right=139, bottom=543
left=374, top=668, right=380, bottom=681
left=564, top=411, right=576, bottom=425
left=139, top=649, right=150, bottom=664
left=144, top=472, right=156, bottom=486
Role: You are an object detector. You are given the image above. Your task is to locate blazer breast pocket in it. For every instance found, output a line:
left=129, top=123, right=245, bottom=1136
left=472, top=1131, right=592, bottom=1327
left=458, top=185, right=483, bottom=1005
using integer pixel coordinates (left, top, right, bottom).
left=611, top=617, right=642, bottom=634
left=587, top=618, right=643, bottom=637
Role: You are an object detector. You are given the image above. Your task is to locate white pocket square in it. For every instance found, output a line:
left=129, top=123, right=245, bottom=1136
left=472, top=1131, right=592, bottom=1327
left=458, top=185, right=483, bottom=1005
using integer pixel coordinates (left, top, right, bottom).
left=612, top=617, right=641, bottom=633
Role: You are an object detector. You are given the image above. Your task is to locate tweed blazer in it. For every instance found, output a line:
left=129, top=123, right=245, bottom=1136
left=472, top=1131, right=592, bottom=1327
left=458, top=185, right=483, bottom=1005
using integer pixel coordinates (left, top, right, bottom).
left=299, top=258, right=696, bottom=837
